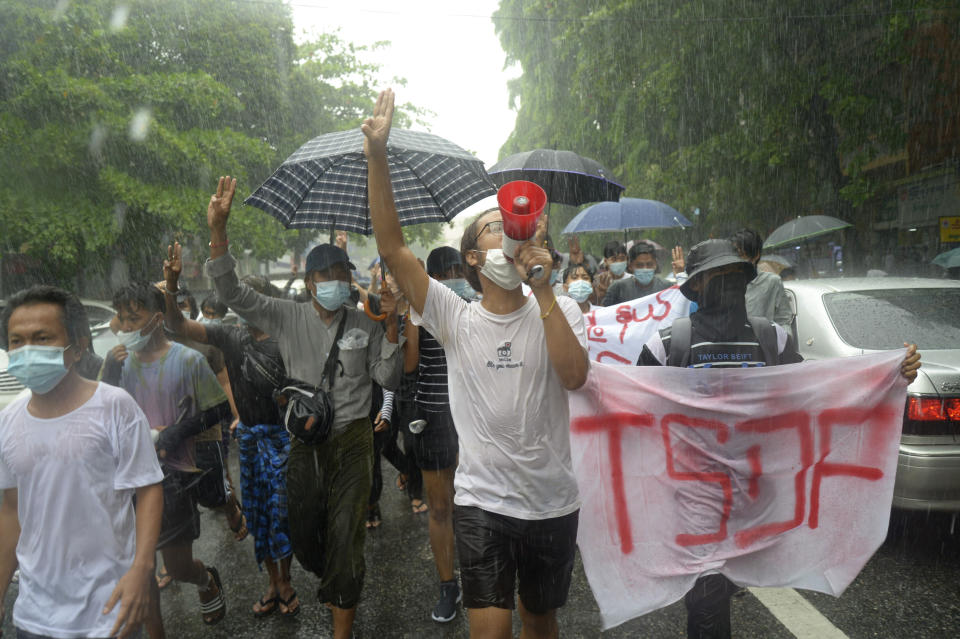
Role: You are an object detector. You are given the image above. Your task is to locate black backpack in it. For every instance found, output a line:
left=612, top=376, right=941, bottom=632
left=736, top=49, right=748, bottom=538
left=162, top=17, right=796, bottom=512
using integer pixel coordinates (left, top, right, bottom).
left=240, top=336, right=286, bottom=398
left=666, top=316, right=778, bottom=368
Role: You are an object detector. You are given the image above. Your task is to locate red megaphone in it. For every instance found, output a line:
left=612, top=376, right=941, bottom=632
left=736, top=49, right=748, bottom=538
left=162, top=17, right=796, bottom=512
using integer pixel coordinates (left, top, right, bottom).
left=496, top=180, right=547, bottom=264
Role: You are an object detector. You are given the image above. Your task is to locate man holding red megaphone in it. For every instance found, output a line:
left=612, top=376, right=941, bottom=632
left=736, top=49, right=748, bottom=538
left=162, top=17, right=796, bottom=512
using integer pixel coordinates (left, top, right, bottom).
left=365, top=89, right=589, bottom=639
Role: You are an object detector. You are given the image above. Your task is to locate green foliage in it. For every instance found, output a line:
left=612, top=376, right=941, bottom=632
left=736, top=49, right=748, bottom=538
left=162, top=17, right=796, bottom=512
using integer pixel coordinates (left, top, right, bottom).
left=495, top=0, right=954, bottom=252
left=0, top=0, right=435, bottom=293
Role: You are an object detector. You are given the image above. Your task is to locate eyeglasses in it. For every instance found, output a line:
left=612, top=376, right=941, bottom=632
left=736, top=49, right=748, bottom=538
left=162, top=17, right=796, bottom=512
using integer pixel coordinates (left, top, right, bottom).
left=475, top=220, right=504, bottom=242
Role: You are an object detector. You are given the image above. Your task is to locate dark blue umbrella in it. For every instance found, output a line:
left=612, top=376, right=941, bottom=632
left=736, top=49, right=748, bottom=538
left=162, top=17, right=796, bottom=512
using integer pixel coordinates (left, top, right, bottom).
left=562, top=198, right=691, bottom=235
left=487, top=149, right=624, bottom=206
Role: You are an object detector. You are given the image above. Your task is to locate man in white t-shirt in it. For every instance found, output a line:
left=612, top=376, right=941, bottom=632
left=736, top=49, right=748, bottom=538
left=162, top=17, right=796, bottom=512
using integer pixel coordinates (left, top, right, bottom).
left=0, top=285, right=163, bottom=639
left=364, top=89, right=590, bottom=638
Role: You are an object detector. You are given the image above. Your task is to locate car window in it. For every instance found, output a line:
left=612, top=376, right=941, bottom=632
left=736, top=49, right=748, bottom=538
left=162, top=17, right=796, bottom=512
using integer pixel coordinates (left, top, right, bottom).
left=824, top=288, right=960, bottom=350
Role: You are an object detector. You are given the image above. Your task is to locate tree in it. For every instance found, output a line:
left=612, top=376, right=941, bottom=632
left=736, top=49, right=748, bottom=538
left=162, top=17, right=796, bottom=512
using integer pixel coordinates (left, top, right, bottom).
left=0, top=0, right=443, bottom=295
left=494, top=0, right=957, bottom=259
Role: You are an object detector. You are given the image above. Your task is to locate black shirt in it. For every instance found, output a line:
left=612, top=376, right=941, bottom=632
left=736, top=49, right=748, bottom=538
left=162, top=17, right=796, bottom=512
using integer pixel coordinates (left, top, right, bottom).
left=205, top=324, right=283, bottom=426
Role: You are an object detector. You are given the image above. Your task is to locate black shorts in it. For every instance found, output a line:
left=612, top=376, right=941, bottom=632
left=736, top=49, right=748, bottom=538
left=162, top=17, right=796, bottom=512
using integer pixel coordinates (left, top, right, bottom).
left=411, top=407, right=458, bottom=471
left=194, top=440, right=229, bottom=509
left=157, top=468, right=201, bottom=550
left=454, top=505, right=579, bottom=613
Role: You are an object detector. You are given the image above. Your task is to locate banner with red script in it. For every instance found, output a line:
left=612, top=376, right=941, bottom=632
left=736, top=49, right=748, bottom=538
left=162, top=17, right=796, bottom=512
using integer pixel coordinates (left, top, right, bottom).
left=569, top=350, right=907, bottom=629
left=583, top=286, right=691, bottom=365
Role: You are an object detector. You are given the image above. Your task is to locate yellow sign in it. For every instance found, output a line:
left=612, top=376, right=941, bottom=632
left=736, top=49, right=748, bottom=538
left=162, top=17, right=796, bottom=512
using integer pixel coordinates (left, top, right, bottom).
left=941, top=216, right=960, bottom=243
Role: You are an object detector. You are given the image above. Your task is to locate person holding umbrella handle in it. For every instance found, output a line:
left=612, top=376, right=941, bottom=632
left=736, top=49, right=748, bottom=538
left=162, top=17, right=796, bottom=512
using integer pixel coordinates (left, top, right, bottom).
left=365, top=88, right=589, bottom=639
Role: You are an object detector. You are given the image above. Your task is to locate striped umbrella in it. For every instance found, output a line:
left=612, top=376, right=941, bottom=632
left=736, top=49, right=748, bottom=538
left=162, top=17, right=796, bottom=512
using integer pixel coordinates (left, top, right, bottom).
left=245, top=128, right=495, bottom=234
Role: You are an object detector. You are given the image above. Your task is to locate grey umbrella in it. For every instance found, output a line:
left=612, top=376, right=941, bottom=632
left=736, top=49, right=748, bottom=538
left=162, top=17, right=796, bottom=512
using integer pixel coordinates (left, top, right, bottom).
left=763, top=215, right=852, bottom=249
left=245, top=128, right=495, bottom=235
left=486, top=149, right=624, bottom=206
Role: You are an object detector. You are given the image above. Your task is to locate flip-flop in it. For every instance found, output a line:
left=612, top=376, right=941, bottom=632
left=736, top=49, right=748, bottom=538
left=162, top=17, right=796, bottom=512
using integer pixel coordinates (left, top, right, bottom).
left=279, top=591, right=301, bottom=618
left=252, top=596, right=278, bottom=618
left=411, top=499, right=429, bottom=515
left=156, top=567, right=173, bottom=590
left=199, top=566, right=226, bottom=625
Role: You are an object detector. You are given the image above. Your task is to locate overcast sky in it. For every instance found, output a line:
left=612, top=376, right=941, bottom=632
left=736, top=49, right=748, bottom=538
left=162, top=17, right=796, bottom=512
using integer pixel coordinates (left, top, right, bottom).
left=289, top=0, right=518, bottom=244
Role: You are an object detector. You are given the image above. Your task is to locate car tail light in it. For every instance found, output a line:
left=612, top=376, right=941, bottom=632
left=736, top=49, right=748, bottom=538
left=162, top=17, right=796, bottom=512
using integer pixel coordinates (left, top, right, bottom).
left=908, top=397, right=946, bottom=421
left=947, top=398, right=960, bottom=421
left=903, top=396, right=960, bottom=436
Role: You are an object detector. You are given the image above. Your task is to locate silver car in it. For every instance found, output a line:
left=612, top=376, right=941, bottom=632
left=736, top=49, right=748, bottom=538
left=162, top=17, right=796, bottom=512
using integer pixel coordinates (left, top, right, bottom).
left=784, top=277, right=960, bottom=512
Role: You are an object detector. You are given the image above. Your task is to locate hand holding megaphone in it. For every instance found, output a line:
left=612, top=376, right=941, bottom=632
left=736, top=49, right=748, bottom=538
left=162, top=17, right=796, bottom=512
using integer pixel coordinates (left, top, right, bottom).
left=514, top=227, right=554, bottom=287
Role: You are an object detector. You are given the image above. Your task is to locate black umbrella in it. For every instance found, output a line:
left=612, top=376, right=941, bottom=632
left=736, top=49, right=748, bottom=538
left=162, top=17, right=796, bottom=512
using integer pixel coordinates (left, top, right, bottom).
left=763, top=215, right=852, bottom=249
left=486, top=149, right=624, bottom=206
left=245, top=128, right=495, bottom=235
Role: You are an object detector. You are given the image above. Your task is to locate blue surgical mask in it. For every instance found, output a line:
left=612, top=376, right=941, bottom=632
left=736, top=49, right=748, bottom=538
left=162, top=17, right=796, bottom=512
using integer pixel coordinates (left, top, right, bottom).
left=549, top=271, right=560, bottom=285
left=117, top=316, right=158, bottom=353
left=198, top=316, right=222, bottom=326
left=181, top=310, right=191, bottom=320
left=566, top=280, right=594, bottom=303
left=633, top=268, right=656, bottom=285
left=7, top=344, right=72, bottom=394
left=609, top=261, right=627, bottom=277
left=440, top=278, right=475, bottom=300
left=314, top=280, right=351, bottom=311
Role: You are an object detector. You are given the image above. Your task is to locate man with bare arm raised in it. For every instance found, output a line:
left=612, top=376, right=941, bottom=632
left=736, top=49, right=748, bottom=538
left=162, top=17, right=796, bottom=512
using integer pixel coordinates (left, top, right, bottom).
left=364, top=88, right=589, bottom=639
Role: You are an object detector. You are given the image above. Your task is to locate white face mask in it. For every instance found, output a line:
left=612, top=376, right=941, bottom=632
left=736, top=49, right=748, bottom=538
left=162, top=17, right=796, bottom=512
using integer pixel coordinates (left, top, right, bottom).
left=478, top=248, right=523, bottom=291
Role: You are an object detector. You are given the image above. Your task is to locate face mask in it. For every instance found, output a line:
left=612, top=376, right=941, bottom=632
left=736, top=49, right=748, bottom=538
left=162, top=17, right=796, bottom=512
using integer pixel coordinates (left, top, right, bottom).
left=440, top=278, right=475, bottom=300
left=699, top=272, right=749, bottom=309
left=549, top=271, right=560, bottom=285
left=478, top=248, right=523, bottom=291
left=181, top=310, right=191, bottom=320
left=609, top=261, right=628, bottom=277
left=117, top=316, right=158, bottom=352
left=313, top=280, right=351, bottom=311
left=198, top=316, right=223, bottom=326
left=633, top=268, right=656, bottom=285
left=566, top=280, right=594, bottom=303
left=6, top=344, right=72, bottom=394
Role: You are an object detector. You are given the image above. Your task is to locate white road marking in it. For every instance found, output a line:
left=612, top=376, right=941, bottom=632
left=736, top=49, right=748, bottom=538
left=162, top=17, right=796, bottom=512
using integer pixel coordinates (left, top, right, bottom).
left=748, top=587, right=849, bottom=639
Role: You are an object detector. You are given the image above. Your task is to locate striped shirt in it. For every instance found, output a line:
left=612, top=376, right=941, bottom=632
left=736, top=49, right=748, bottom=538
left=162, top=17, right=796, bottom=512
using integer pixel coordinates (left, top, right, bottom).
left=415, top=327, right=449, bottom=412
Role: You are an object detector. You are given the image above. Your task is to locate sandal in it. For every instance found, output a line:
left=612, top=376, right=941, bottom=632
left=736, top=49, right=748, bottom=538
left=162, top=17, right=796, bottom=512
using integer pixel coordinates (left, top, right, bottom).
left=228, top=507, right=248, bottom=541
left=156, top=566, right=173, bottom=590
left=199, top=566, right=226, bottom=625
left=252, top=595, right=278, bottom=618
left=411, top=498, right=429, bottom=515
left=279, top=590, right=301, bottom=618
left=366, top=504, right=382, bottom=529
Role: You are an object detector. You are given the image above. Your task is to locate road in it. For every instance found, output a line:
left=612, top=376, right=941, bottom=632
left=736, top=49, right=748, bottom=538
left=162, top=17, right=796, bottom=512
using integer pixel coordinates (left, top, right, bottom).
left=3, top=452, right=959, bottom=638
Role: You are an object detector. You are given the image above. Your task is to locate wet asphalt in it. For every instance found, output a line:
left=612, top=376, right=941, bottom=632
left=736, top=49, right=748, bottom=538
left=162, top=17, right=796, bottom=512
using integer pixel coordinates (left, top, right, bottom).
left=3, top=449, right=960, bottom=638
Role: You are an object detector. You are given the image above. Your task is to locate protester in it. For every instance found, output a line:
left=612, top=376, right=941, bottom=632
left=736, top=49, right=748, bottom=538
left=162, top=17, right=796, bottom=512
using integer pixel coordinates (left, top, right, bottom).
left=637, top=238, right=921, bottom=639
left=162, top=244, right=299, bottom=618
left=562, top=264, right=596, bottom=313
left=366, top=89, right=588, bottom=639
left=602, top=240, right=674, bottom=305
left=105, top=281, right=231, bottom=626
left=0, top=285, right=164, bottom=639
left=401, top=246, right=473, bottom=623
left=564, top=235, right=598, bottom=273
left=730, top=229, right=793, bottom=328
left=205, top=176, right=403, bottom=639
left=198, top=295, right=229, bottom=324
left=591, top=241, right=627, bottom=305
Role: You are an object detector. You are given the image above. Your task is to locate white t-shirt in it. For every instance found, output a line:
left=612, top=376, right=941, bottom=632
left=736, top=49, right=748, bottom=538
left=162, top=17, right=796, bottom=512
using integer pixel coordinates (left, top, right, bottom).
left=412, top=278, right=587, bottom=520
left=0, top=383, right=163, bottom=639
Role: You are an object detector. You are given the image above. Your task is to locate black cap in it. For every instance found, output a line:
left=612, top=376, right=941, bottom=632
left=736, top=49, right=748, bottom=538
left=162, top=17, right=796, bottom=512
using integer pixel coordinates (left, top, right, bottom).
left=679, top=239, right=756, bottom=300
left=426, top=246, right=462, bottom=276
left=305, top=244, right=356, bottom=274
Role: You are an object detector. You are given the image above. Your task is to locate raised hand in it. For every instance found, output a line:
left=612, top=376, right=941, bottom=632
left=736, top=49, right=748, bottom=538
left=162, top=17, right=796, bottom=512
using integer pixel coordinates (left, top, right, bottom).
left=207, top=176, right=237, bottom=232
left=569, top=235, right=584, bottom=265
left=362, top=89, right=395, bottom=158
left=672, top=245, right=685, bottom=275
left=164, top=242, right=183, bottom=290
left=335, top=230, right=348, bottom=252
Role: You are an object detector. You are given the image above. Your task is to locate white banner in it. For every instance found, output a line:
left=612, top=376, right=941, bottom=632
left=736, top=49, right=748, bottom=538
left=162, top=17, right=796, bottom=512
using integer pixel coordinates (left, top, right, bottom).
left=583, top=287, right=690, bottom=365
left=569, top=351, right=907, bottom=630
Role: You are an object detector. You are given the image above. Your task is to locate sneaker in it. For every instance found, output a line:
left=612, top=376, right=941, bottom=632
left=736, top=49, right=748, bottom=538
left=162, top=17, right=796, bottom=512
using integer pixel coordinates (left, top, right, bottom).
left=431, top=580, right=461, bottom=623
